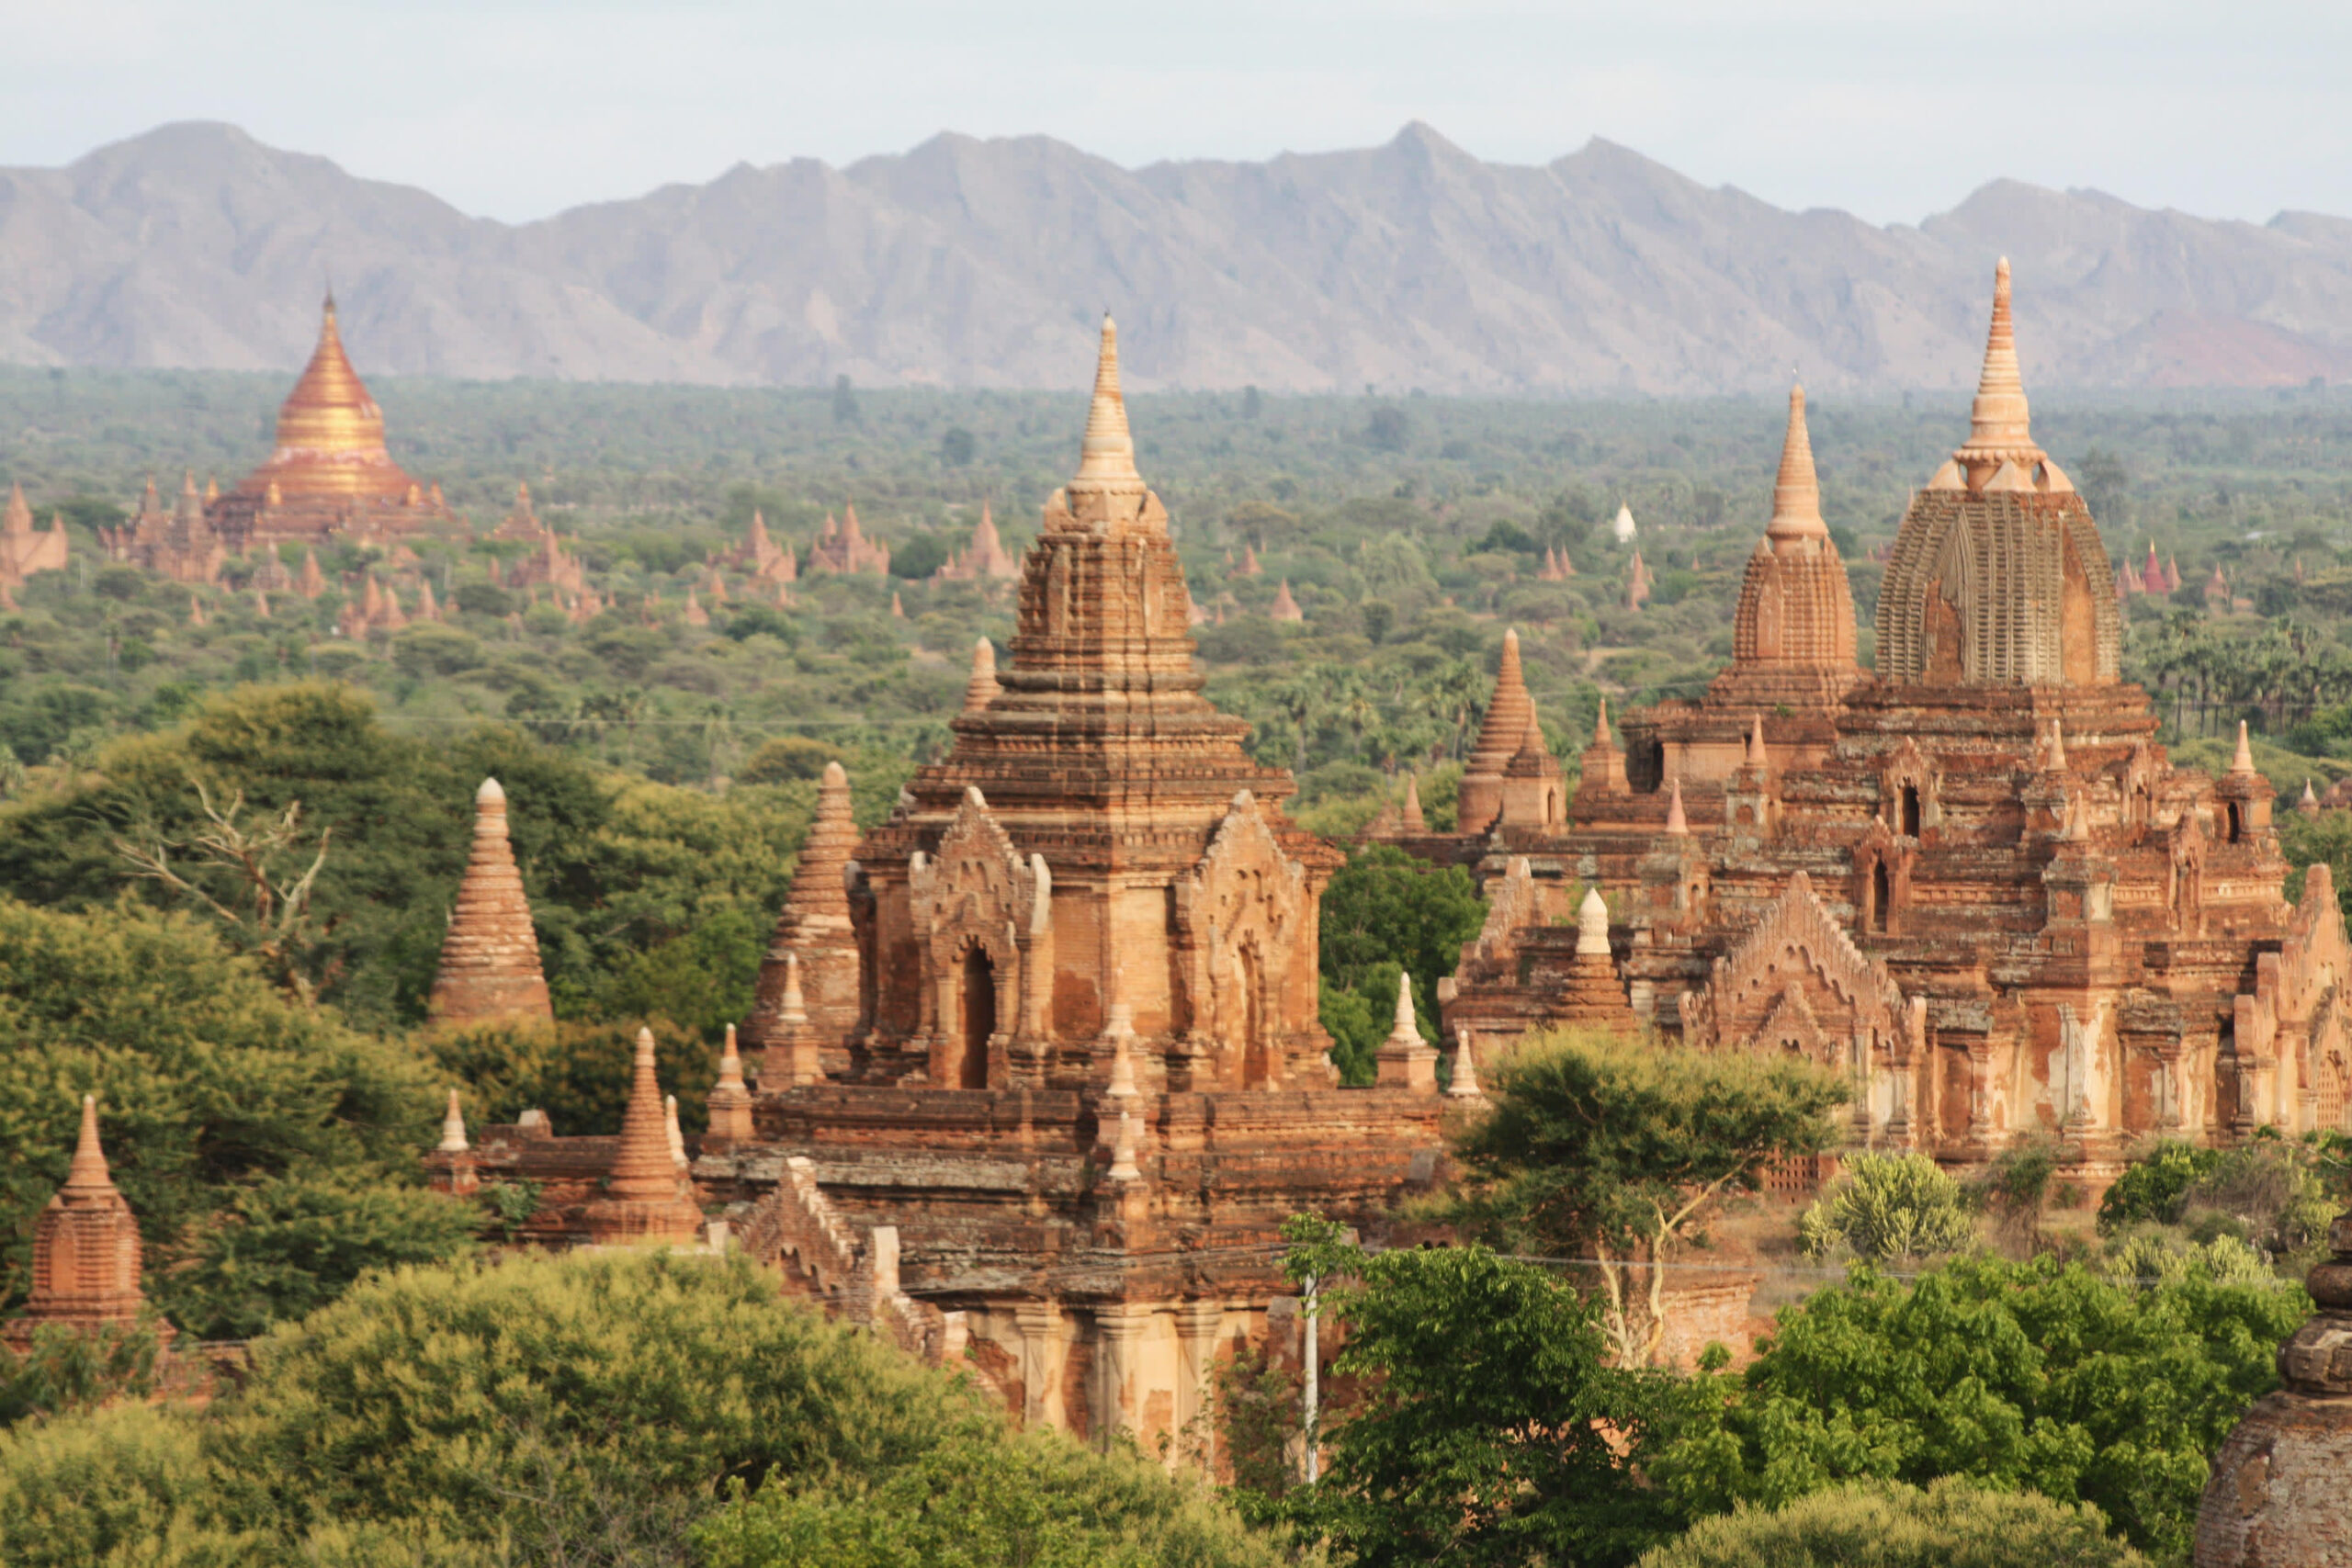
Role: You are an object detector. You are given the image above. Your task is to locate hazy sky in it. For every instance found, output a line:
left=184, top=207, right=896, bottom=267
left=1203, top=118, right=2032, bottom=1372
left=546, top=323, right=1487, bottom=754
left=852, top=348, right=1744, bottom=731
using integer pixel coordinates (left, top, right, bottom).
left=4, top=0, right=2345, bottom=227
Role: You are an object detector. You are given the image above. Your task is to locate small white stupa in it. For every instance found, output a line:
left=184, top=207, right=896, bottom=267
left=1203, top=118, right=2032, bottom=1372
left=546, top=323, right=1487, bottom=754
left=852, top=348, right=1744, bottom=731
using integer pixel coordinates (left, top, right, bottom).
left=1611, top=502, right=1638, bottom=544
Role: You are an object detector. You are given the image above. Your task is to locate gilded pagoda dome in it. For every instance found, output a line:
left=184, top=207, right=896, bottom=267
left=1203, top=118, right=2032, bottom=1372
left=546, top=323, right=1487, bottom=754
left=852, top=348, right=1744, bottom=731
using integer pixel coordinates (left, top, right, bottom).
left=1874, top=261, right=2120, bottom=688
left=233, top=296, right=420, bottom=502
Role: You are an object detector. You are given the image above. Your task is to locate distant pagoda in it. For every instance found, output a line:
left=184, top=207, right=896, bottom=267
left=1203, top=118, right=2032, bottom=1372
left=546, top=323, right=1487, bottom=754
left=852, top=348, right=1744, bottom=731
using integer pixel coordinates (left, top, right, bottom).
left=201, top=294, right=458, bottom=550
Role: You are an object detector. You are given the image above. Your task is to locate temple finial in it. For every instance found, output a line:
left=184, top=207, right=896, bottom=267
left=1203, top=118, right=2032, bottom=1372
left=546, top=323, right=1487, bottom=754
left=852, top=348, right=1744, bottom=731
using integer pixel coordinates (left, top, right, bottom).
left=2233, top=720, right=2256, bottom=776
left=1071, top=313, right=1145, bottom=493
left=437, top=1088, right=469, bottom=1154
left=1767, top=384, right=1826, bottom=539
left=1960, top=257, right=2035, bottom=458
left=65, top=1094, right=113, bottom=1192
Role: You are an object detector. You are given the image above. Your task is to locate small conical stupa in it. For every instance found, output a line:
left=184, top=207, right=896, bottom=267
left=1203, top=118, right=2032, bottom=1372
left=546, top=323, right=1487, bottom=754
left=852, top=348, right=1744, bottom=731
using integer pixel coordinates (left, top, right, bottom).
left=584, top=1030, right=704, bottom=1245
left=742, top=761, right=861, bottom=1068
left=6, top=1097, right=167, bottom=1348
left=426, top=779, right=554, bottom=1027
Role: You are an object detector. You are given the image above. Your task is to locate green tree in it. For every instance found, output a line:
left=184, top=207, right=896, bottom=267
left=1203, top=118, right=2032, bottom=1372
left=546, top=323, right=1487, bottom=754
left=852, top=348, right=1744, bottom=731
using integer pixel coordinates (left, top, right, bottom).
left=0, top=1322, right=165, bottom=1427
left=1448, top=1030, right=1848, bottom=1365
left=1652, top=1254, right=2306, bottom=1558
left=202, top=1250, right=965, bottom=1556
left=0, top=898, right=453, bottom=1329
left=1798, top=1152, right=1977, bottom=1262
left=1318, top=844, right=1486, bottom=1078
left=695, top=1427, right=1283, bottom=1568
left=1275, top=1230, right=1674, bottom=1567
left=1638, top=1478, right=2146, bottom=1568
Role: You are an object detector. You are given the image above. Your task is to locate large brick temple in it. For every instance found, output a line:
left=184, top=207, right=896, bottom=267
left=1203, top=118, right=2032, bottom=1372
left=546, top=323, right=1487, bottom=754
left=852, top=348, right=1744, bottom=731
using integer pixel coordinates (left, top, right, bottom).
left=439, top=317, right=1452, bottom=1450
left=1429, top=261, right=2348, bottom=1181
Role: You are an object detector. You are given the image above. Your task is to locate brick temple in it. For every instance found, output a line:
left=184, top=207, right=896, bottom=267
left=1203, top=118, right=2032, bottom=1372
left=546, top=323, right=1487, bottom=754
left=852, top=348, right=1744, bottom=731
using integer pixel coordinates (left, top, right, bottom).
left=440, top=317, right=1452, bottom=1448
left=1424, top=261, right=2346, bottom=1183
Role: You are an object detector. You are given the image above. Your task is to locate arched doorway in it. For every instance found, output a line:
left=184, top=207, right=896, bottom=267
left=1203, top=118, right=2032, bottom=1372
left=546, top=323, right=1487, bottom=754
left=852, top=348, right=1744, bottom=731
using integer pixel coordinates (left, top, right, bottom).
left=959, top=946, right=995, bottom=1089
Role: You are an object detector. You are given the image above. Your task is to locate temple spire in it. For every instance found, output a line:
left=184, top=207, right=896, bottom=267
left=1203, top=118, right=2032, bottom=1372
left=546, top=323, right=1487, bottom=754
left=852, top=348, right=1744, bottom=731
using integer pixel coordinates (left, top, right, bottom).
left=65, top=1093, right=112, bottom=1193
left=1767, top=385, right=1827, bottom=540
left=1070, top=314, right=1145, bottom=497
left=964, top=638, right=1001, bottom=713
left=427, top=778, right=554, bottom=1027
left=436, top=1089, right=469, bottom=1155
left=1665, top=777, right=1690, bottom=836
left=1958, top=258, right=2037, bottom=460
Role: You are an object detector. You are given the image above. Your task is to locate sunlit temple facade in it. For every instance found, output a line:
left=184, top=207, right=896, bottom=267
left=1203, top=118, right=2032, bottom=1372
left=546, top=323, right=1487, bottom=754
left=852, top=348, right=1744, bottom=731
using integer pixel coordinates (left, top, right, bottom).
left=1425, top=261, right=2342, bottom=1185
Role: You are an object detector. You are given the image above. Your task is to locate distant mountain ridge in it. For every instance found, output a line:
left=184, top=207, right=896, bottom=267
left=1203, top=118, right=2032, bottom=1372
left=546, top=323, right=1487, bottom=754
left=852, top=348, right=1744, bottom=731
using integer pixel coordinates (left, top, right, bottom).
left=4, top=120, right=2351, bottom=395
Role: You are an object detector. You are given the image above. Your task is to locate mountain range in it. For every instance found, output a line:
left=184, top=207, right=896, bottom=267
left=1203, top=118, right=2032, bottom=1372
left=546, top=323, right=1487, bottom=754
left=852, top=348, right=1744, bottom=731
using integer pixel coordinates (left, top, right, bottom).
left=4, top=120, right=2351, bottom=395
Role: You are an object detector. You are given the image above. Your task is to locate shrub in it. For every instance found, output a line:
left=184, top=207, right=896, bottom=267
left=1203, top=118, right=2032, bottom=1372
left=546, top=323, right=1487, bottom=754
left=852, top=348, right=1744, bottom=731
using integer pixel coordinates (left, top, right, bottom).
left=1652, top=1253, right=2307, bottom=1557
left=1638, top=1478, right=2147, bottom=1568
left=695, top=1427, right=1283, bottom=1568
left=203, top=1250, right=967, bottom=1551
left=2098, top=1141, right=2223, bottom=1233
left=1798, top=1153, right=1977, bottom=1262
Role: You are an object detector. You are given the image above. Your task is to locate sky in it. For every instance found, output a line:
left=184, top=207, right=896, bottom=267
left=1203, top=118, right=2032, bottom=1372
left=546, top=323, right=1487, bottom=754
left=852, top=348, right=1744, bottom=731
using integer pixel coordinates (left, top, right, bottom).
left=2, top=0, right=2346, bottom=228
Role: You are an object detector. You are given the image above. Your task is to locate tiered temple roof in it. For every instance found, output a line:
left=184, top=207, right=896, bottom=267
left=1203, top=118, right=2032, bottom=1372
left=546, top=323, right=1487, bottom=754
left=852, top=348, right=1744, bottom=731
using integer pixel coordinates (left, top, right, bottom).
left=466, top=316, right=1449, bottom=1448
left=741, top=761, right=861, bottom=1078
left=0, top=481, right=69, bottom=587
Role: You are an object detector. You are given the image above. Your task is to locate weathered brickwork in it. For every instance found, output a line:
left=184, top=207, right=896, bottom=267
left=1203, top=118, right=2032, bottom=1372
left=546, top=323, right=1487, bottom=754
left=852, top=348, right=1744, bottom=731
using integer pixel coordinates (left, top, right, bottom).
left=7, top=1097, right=169, bottom=1352
left=425, top=778, right=554, bottom=1028
left=1437, top=263, right=2341, bottom=1192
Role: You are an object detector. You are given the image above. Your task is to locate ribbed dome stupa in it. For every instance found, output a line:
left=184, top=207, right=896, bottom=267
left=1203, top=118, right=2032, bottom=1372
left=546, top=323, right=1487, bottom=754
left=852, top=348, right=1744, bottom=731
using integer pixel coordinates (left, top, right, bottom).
left=1873, top=260, right=2120, bottom=688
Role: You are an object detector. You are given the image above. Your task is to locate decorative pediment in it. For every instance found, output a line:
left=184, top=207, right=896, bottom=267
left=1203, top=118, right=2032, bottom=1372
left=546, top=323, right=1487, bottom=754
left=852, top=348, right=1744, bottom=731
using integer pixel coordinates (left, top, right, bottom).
left=1174, top=792, right=1313, bottom=1079
left=1179, top=792, right=1309, bottom=953
left=1688, top=871, right=1906, bottom=1058
left=909, top=787, right=1038, bottom=964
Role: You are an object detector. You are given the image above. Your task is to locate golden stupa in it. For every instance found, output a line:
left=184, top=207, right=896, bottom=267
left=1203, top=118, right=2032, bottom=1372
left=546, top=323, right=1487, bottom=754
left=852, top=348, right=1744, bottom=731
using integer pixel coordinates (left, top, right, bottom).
left=187, top=294, right=455, bottom=558
left=236, top=295, right=417, bottom=502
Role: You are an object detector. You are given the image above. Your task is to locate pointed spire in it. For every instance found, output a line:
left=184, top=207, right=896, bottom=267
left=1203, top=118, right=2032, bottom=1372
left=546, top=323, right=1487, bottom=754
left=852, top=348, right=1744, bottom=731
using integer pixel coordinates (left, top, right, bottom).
left=1577, top=887, right=1611, bottom=958
left=1594, top=694, right=1611, bottom=748
left=4, top=480, right=30, bottom=536
left=585, top=1027, right=704, bottom=1244
left=2301, top=778, right=2320, bottom=816
left=890, top=591, right=905, bottom=619
left=1269, top=579, right=1304, bottom=622
left=1746, top=714, right=1767, bottom=767
left=1959, top=257, right=2036, bottom=460
left=1108, top=1108, right=1142, bottom=1182
left=664, top=1093, right=687, bottom=1170
left=1104, top=1001, right=1140, bottom=1099
left=1071, top=313, right=1146, bottom=496
left=1666, top=777, right=1689, bottom=835
left=437, top=1089, right=469, bottom=1154
left=1401, top=773, right=1427, bottom=833
left=1767, top=384, right=1827, bottom=540
left=2233, top=721, right=2256, bottom=776
left=427, top=777, right=554, bottom=1027
left=706, top=1020, right=752, bottom=1142
left=1446, top=1028, right=1485, bottom=1101
left=1385, top=973, right=1425, bottom=1052
left=64, top=1093, right=113, bottom=1194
